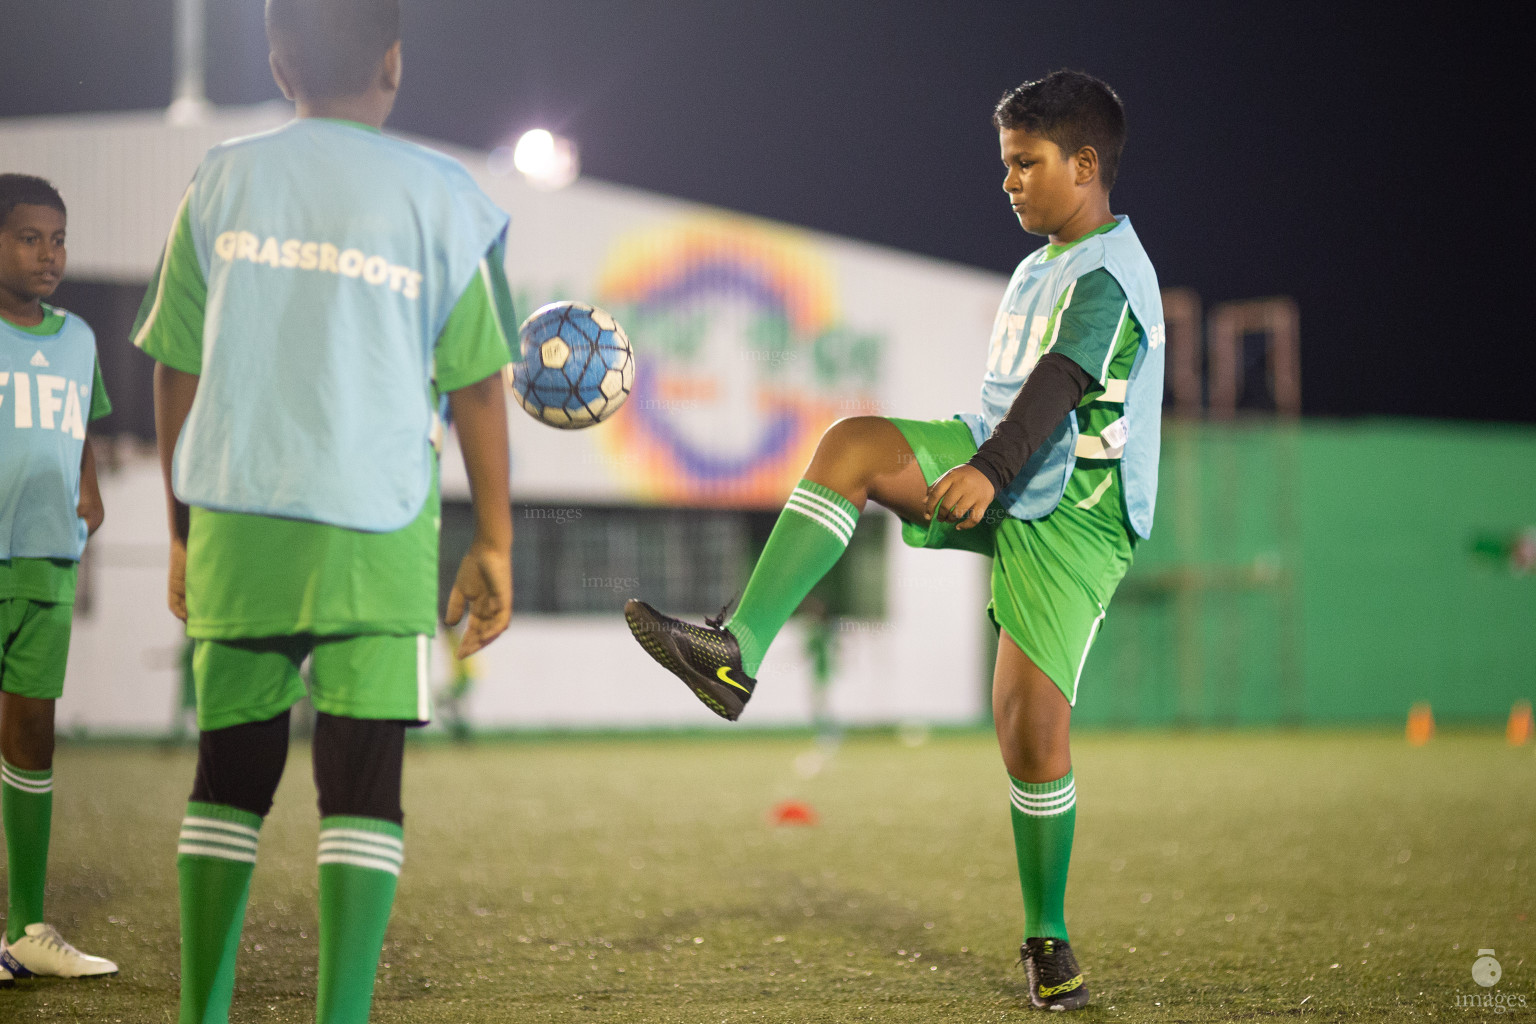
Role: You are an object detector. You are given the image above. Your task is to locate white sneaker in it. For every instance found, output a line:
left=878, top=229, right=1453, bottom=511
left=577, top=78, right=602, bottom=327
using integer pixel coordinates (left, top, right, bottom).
left=0, top=923, right=118, bottom=978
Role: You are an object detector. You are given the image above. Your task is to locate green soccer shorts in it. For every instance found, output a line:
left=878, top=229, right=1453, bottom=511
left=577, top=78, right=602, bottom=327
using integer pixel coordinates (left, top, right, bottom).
left=193, top=633, right=432, bottom=732
left=887, top=417, right=1134, bottom=706
left=0, top=598, right=74, bottom=700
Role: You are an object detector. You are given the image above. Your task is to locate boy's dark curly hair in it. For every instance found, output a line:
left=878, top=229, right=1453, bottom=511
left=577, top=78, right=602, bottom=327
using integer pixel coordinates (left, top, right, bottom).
left=994, top=70, right=1127, bottom=191
left=0, top=173, right=66, bottom=227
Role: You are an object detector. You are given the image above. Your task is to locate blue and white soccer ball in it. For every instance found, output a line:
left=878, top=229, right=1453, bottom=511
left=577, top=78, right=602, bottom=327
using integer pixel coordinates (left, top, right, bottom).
left=507, top=301, right=634, bottom=429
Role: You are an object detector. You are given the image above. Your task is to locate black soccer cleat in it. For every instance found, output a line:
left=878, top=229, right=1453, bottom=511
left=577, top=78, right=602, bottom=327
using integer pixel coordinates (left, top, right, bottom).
left=624, top=599, right=757, bottom=721
left=1020, top=937, right=1089, bottom=1011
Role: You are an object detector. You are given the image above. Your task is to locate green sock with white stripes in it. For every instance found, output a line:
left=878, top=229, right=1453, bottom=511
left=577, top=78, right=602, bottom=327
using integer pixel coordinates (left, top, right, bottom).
left=1009, top=771, right=1076, bottom=942
left=317, top=816, right=403, bottom=1024
left=725, top=478, right=859, bottom=676
left=2, top=760, right=53, bottom=942
left=177, top=801, right=262, bottom=1023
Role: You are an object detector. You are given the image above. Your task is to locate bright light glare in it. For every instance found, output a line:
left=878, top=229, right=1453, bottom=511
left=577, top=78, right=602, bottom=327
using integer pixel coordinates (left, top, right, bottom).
left=511, top=128, right=579, bottom=190
left=512, top=129, right=555, bottom=173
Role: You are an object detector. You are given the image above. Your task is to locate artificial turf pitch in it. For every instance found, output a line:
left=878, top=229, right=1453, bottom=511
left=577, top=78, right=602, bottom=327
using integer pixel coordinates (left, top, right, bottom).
left=4, top=730, right=1531, bottom=1022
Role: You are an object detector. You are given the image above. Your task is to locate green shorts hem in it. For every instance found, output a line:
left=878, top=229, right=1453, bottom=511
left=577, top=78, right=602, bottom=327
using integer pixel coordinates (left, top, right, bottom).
left=198, top=693, right=306, bottom=733
left=193, top=633, right=432, bottom=731
left=186, top=617, right=436, bottom=641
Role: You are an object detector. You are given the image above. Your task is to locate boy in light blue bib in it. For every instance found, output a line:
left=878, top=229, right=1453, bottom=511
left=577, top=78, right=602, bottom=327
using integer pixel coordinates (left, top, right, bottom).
left=0, top=174, right=117, bottom=984
left=135, top=3, right=518, bottom=1020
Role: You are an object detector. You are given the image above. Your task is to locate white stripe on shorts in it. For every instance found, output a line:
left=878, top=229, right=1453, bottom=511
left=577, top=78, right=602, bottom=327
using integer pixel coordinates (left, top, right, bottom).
left=416, top=634, right=431, bottom=722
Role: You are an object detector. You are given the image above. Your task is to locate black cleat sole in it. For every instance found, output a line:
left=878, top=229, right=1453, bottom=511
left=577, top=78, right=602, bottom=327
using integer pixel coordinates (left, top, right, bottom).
left=1031, top=988, right=1090, bottom=1011
left=624, top=600, right=748, bottom=721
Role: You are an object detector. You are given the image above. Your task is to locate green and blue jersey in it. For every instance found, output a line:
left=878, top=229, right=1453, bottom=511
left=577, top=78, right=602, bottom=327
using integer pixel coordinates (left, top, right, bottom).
left=0, top=304, right=112, bottom=603
left=961, top=216, right=1165, bottom=539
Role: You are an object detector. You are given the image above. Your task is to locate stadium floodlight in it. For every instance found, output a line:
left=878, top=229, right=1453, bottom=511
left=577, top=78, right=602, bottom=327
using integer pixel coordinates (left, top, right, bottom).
left=511, top=128, right=579, bottom=190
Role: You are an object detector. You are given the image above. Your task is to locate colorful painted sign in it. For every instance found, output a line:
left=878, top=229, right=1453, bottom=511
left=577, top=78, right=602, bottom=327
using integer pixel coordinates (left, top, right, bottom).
left=593, top=217, right=884, bottom=507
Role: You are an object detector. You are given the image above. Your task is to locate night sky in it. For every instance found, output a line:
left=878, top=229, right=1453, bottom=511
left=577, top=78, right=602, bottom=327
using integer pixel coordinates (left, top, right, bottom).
left=3, top=1, right=1530, bottom=423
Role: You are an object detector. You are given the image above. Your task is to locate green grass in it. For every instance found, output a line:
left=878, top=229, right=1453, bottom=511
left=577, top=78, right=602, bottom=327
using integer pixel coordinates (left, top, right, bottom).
left=8, top=730, right=1533, bottom=1021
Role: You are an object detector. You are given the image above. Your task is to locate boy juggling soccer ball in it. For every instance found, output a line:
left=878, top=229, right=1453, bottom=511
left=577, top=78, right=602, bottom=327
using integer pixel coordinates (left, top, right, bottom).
left=627, top=70, right=1164, bottom=1011
left=0, top=175, right=117, bottom=984
left=134, top=1, right=516, bottom=1020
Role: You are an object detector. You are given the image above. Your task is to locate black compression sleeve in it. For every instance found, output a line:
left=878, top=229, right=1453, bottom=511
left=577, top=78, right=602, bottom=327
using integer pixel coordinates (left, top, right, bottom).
left=191, top=711, right=291, bottom=818
left=965, top=352, right=1095, bottom=494
left=312, top=713, right=407, bottom=824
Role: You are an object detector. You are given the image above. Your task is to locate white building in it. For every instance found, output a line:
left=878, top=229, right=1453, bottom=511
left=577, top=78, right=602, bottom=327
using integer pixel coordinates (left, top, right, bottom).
left=1, top=104, right=1005, bottom=736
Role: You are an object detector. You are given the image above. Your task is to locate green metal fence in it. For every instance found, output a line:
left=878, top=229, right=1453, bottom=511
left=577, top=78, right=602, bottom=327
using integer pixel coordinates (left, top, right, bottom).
left=1077, top=419, right=1536, bottom=727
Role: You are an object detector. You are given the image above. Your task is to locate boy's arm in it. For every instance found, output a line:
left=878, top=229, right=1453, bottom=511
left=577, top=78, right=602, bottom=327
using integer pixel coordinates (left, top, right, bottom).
left=926, top=268, right=1129, bottom=528
left=77, top=358, right=114, bottom=536
left=154, top=364, right=199, bottom=621
left=436, top=237, right=518, bottom=657
left=445, top=374, right=512, bottom=657
left=77, top=436, right=104, bottom=537
left=132, top=184, right=206, bottom=621
left=926, top=354, right=1091, bottom=528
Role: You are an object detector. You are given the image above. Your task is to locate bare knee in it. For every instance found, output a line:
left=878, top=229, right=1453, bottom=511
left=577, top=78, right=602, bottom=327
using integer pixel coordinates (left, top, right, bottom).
left=808, top=417, right=902, bottom=490
left=0, top=693, right=57, bottom=770
left=813, top=416, right=889, bottom=470
left=994, top=697, right=1071, bottom=781
left=991, top=640, right=1072, bottom=782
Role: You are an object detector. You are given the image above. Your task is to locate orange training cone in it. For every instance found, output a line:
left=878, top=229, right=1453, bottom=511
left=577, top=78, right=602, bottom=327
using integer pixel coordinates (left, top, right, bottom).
left=1406, top=702, right=1435, bottom=746
left=768, top=800, right=819, bottom=826
left=1508, top=701, right=1533, bottom=746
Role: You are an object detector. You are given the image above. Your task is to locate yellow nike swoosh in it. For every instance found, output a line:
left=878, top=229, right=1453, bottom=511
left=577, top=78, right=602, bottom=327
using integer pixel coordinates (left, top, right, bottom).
left=1039, top=973, right=1083, bottom=998
left=716, top=666, right=750, bottom=694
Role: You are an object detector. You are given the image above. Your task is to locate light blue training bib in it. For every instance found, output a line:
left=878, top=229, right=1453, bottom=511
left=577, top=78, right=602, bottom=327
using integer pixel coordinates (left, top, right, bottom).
left=0, top=310, right=98, bottom=559
left=957, top=216, right=1165, bottom=539
left=172, top=119, right=509, bottom=531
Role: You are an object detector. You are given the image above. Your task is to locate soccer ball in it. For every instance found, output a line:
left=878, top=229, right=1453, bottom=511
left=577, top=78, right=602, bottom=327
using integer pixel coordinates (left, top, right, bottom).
left=507, top=301, right=634, bottom=429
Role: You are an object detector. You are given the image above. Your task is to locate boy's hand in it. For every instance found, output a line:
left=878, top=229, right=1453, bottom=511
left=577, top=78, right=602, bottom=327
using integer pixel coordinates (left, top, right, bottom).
left=446, top=370, right=513, bottom=659
left=446, top=540, right=512, bottom=658
left=168, top=537, right=188, bottom=621
left=77, top=490, right=105, bottom=537
left=925, top=464, right=995, bottom=531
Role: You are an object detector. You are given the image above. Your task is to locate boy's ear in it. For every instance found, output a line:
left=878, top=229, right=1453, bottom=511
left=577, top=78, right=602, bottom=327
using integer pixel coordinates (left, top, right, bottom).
left=1073, top=145, right=1100, bottom=187
left=269, top=50, right=297, bottom=101
left=381, top=40, right=402, bottom=93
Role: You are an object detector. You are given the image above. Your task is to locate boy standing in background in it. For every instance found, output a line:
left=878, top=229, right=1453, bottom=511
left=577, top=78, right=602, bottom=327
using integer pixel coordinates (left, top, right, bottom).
left=0, top=173, right=117, bottom=984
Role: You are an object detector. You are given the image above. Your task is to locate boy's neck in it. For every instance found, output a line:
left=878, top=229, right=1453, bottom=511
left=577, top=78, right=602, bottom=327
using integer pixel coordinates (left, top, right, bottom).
left=0, top=292, right=45, bottom=328
left=1048, top=196, right=1115, bottom=247
left=294, top=96, right=389, bottom=131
